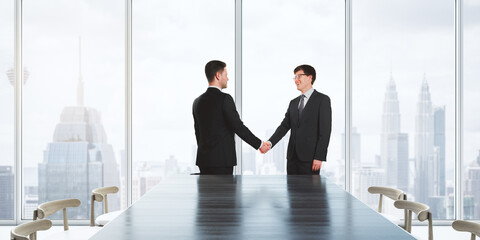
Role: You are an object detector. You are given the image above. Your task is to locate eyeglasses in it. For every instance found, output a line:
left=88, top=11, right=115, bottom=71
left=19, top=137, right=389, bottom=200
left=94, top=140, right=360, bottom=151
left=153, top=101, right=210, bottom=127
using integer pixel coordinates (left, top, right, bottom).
left=293, top=74, right=307, bottom=80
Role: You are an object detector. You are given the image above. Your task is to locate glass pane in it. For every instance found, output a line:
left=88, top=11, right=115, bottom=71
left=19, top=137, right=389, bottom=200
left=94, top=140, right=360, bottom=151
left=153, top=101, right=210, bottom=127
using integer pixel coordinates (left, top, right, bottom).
left=132, top=0, right=235, bottom=203
left=23, top=0, right=125, bottom=219
left=0, top=0, right=14, bottom=221
left=352, top=0, right=455, bottom=220
left=463, top=0, right=480, bottom=220
left=242, top=0, right=345, bottom=186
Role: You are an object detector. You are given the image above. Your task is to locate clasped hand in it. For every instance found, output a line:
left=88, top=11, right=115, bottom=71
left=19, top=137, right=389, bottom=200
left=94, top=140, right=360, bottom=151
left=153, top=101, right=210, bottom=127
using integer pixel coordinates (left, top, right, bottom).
left=259, top=141, right=271, bottom=154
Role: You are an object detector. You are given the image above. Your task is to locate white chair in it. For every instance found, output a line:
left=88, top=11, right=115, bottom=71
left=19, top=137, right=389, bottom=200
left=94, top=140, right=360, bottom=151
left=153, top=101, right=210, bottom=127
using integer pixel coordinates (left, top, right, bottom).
left=90, top=186, right=122, bottom=226
left=11, top=219, right=52, bottom=240
left=368, top=186, right=407, bottom=228
left=33, top=198, right=100, bottom=240
left=452, top=220, right=480, bottom=240
left=394, top=200, right=433, bottom=240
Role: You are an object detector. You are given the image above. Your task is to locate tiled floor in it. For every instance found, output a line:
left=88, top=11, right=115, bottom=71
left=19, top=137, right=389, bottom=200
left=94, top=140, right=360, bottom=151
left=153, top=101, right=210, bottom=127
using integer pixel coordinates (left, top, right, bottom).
left=0, top=225, right=473, bottom=240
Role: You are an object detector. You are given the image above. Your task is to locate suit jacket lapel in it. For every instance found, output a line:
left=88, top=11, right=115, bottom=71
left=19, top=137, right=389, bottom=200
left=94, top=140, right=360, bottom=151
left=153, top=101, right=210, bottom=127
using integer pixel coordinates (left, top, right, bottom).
left=299, top=90, right=317, bottom=121
left=292, top=96, right=300, bottom=127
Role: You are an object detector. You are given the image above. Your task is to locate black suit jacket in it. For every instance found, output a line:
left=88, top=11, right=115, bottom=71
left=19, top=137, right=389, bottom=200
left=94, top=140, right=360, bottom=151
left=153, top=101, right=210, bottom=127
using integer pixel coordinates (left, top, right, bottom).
left=193, top=88, right=261, bottom=167
left=268, top=90, right=332, bottom=162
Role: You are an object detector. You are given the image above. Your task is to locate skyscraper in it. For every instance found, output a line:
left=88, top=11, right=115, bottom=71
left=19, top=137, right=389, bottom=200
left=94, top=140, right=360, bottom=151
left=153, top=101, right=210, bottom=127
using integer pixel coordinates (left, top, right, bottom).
left=465, top=150, right=480, bottom=219
left=242, top=147, right=256, bottom=175
left=164, top=155, right=179, bottom=177
left=353, top=166, right=385, bottom=207
left=380, top=74, right=409, bottom=190
left=38, top=39, right=120, bottom=219
left=342, top=127, right=360, bottom=168
left=265, top=129, right=286, bottom=174
left=0, top=166, right=14, bottom=219
left=415, top=77, right=434, bottom=204
left=433, top=106, right=446, bottom=196
left=23, top=166, right=38, bottom=219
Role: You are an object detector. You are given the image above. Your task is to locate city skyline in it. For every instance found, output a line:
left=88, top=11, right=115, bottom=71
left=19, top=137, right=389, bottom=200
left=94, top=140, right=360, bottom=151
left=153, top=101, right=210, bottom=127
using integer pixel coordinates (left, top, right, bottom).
left=2, top=71, right=479, bottom=219
left=346, top=73, right=450, bottom=219
left=37, top=41, right=121, bottom=219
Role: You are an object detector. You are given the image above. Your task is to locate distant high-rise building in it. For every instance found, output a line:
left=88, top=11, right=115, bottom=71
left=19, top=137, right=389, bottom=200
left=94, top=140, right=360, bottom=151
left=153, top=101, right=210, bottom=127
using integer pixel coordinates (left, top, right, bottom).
left=433, top=107, right=446, bottom=196
left=415, top=77, right=434, bottom=204
left=23, top=166, right=38, bottom=219
left=465, top=150, right=480, bottom=219
left=242, top=147, right=256, bottom=175
left=38, top=39, right=120, bottom=219
left=122, top=161, right=163, bottom=207
left=265, top=129, right=286, bottom=174
left=428, top=195, right=447, bottom=219
left=24, top=195, right=38, bottom=220
left=0, top=166, right=14, bottom=219
left=353, top=166, right=385, bottom=207
left=164, top=155, right=179, bottom=177
left=380, top=75, right=409, bottom=190
left=447, top=194, right=475, bottom=220
left=342, top=127, right=361, bottom=168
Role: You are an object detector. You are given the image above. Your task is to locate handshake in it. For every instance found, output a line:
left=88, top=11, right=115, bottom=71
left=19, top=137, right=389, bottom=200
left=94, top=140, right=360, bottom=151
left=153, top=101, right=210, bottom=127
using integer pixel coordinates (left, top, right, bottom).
left=259, top=141, right=272, bottom=154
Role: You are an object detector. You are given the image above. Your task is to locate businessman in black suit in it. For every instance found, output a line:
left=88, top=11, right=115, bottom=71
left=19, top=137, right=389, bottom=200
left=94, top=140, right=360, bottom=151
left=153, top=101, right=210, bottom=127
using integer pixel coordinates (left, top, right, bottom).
left=193, top=60, right=270, bottom=175
left=265, top=64, right=332, bottom=175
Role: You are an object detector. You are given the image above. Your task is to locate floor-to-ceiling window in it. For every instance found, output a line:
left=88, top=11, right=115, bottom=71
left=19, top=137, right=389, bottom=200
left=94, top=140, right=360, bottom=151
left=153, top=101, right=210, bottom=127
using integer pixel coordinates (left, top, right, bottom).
left=351, top=0, right=455, bottom=220
left=132, top=0, right=235, bottom=203
left=22, top=0, right=125, bottom=220
left=242, top=0, right=345, bottom=186
left=463, top=0, right=480, bottom=220
left=0, top=0, right=14, bottom=221
left=2, top=0, right=477, bottom=224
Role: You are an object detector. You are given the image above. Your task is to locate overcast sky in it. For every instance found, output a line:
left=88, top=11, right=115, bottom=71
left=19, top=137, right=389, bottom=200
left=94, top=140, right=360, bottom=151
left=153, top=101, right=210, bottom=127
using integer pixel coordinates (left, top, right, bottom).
left=0, top=0, right=479, bottom=186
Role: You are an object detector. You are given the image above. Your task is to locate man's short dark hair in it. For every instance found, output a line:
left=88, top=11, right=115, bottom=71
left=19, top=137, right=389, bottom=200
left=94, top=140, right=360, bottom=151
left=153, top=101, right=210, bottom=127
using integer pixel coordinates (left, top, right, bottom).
left=294, top=64, right=316, bottom=84
left=205, top=60, right=226, bottom=82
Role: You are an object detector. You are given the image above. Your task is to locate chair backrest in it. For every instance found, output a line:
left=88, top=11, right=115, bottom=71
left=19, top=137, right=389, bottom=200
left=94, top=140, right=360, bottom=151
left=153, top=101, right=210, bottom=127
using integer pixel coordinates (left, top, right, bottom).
left=33, top=198, right=81, bottom=231
left=90, top=186, right=119, bottom=227
left=394, top=200, right=433, bottom=240
left=452, top=220, right=480, bottom=240
left=368, top=186, right=408, bottom=229
left=368, top=186, right=406, bottom=212
left=11, top=219, right=52, bottom=240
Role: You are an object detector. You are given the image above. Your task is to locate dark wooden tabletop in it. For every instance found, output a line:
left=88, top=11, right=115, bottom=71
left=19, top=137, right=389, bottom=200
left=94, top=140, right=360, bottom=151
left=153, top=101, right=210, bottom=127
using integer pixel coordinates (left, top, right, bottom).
left=90, top=175, right=414, bottom=239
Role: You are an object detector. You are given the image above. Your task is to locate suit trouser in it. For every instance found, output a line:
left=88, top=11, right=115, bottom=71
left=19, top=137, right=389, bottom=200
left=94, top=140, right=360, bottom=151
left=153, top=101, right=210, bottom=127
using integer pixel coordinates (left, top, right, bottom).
left=287, top=149, right=320, bottom=175
left=199, top=166, right=233, bottom=175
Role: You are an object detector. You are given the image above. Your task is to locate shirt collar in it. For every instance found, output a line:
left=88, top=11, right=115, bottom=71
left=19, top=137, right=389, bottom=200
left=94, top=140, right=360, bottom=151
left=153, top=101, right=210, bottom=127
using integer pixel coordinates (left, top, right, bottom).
left=208, top=86, right=222, bottom=91
left=302, top=88, right=314, bottom=99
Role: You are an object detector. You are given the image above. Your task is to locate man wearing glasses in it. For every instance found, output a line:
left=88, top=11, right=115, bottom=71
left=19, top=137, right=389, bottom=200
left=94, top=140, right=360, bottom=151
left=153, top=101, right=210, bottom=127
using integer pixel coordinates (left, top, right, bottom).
left=193, top=60, right=270, bottom=175
left=263, top=64, right=332, bottom=175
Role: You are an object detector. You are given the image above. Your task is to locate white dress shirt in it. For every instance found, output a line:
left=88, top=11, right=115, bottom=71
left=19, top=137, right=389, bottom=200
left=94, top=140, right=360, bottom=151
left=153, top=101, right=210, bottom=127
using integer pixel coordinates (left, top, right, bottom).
left=298, top=87, right=314, bottom=108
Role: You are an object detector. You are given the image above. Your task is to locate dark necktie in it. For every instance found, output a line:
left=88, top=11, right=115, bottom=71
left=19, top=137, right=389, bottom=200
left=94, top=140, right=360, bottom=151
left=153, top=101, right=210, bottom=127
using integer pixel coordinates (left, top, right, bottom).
left=298, top=94, right=306, bottom=116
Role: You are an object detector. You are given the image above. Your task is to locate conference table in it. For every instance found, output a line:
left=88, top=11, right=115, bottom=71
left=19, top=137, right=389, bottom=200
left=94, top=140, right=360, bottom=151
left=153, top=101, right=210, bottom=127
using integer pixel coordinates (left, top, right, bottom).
left=90, top=175, right=414, bottom=239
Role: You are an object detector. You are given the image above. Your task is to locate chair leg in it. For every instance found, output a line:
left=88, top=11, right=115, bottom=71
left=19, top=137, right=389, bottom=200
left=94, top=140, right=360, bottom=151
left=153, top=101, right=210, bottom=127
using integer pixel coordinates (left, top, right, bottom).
left=32, top=209, right=38, bottom=240
left=407, top=210, right=412, bottom=233
left=428, top=214, right=433, bottom=240
left=105, top=195, right=109, bottom=213
left=378, top=194, right=383, bottom=213
left=63, top=208, right=69, bottom=231
left=91, top=195, right=95, bottom=227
